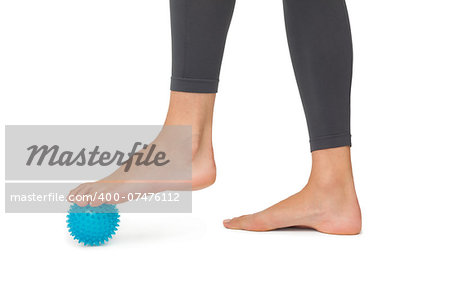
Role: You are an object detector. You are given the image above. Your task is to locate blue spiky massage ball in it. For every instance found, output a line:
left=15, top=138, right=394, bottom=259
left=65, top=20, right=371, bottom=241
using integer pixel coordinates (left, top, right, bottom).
left=67, top=204, right=120, bottom=246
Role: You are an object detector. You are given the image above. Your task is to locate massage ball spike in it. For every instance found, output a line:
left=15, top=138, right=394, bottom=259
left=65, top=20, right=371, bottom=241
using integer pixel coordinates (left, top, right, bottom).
left=66, top=203, right=120, bottom=246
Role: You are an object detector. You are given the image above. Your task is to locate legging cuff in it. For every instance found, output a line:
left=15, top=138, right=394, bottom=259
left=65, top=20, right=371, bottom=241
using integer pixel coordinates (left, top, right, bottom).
left=170, top=77, right=219, bottom=93
left=310, top=133, right=352, bottom=152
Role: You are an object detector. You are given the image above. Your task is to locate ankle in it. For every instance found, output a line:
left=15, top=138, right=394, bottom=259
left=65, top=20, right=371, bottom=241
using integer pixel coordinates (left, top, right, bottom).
left=309, top=169, right=354, bottom=189
left=165, top=91, right=215, bottom=126
left=309, top=147, right=354, bottom=188
left=164, top=91, right=215, bottom=157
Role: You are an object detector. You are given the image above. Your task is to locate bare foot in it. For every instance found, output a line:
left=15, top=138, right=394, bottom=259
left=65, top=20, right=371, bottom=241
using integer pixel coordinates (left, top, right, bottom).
left=223, top=147, right=362, bottom=235
left=67, top=92, right=217, bottom=207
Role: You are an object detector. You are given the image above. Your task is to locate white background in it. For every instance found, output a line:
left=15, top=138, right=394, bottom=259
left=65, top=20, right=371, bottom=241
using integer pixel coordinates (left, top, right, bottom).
left=1, top=0, right=449, bottom=299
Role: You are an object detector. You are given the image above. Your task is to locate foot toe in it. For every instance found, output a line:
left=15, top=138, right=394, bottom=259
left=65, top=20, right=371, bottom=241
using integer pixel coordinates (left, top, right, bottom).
left=223, top=214, right=266, bottom=231
left=223, top=216, right=245, bottom=230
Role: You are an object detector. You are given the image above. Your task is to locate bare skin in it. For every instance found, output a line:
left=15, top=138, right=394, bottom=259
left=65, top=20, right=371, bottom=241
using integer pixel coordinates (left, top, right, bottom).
left=68, top=91, right=362, bottom=235
left=67, top=91, right=217, bottom=207
left=223, top=147, right=362, bottom=235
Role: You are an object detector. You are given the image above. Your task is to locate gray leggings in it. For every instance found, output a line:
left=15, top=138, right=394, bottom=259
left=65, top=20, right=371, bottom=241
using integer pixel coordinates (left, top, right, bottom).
left=170, top=0, right=353, bottom=151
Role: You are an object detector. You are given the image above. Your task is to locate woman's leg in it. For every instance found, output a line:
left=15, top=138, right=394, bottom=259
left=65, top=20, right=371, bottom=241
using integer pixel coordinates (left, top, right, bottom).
left=224, top=0, right=361, bottom=234
left=68, top=0, right=235, bottom=205
left=284, top=0, right=353, bottom=151
left=168, top=0, right=236, bottom=188
left=170, top=0, right=236, bottom=93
